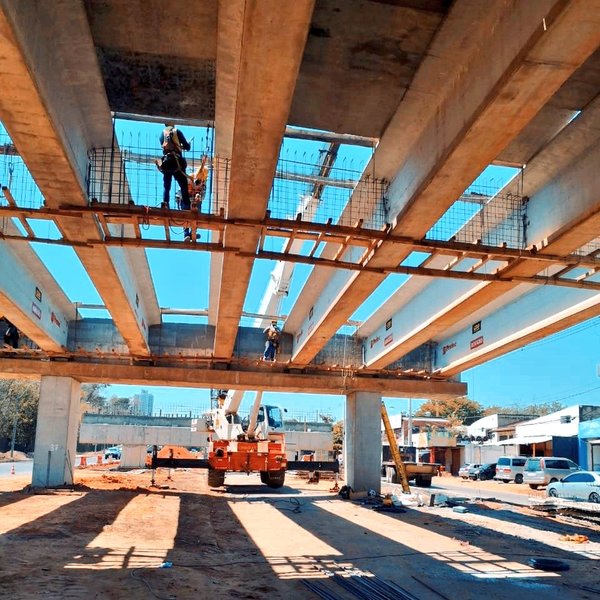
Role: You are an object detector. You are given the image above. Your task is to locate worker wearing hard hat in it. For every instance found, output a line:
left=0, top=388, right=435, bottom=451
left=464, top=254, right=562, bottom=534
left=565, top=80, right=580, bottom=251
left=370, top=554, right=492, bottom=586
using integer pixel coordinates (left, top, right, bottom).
left=262, top=320, right=281, bottom=361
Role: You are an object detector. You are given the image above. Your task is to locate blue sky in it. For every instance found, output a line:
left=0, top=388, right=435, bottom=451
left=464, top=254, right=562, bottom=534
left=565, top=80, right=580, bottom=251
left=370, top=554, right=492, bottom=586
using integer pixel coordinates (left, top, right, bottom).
left=2, top=120, right=599, bottom=420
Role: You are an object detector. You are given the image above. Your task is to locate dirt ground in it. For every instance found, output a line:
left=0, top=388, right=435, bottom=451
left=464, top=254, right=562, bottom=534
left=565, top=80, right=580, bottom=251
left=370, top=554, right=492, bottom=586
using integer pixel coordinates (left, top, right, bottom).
left=1, top=470, right=599, bottom=600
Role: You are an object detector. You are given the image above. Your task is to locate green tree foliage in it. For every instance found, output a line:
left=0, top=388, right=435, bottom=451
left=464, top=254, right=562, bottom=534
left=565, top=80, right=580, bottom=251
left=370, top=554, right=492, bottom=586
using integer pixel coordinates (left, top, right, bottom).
left=81, top=383, right=108, bottom=412
left=415, top=397, right=484, bottom=423
left=332, top=420, right=344, bottom=452
left=483, top=401, right=564, bottom=417
left=0, top=379, right=40, bottom=452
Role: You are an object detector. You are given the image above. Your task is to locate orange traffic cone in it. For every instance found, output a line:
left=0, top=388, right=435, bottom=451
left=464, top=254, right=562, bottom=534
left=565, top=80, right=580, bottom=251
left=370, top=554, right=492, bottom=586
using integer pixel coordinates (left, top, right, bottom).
left=10, top=464, right=15, bottom=475
left=79, top=456, right=87, bottom=468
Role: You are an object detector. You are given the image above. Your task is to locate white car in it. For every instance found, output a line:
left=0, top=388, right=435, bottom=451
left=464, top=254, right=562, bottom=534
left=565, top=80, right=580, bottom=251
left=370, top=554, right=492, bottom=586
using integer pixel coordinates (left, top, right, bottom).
left=546, top=471, right=600, bottom=503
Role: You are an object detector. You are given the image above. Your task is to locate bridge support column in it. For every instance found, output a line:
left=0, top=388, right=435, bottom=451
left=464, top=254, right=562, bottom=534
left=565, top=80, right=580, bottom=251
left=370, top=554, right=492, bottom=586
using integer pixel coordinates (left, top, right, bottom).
left=32, top=376, right=81, bottom=488
left=120, top=445, right=148, bottom=468
left=345, top=392, right=381, bottom=494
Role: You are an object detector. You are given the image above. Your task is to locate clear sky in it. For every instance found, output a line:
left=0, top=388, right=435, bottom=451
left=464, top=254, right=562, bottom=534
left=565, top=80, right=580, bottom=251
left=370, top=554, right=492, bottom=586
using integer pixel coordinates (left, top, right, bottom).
left=3, top=120, right=599, bottom=420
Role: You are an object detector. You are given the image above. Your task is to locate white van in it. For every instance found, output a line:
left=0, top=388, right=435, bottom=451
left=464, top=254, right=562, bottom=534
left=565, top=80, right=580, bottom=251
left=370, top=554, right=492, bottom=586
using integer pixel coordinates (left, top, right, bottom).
left=494, top=456, right=528, bottom=484
left=523, top=456, right=580, bottom=489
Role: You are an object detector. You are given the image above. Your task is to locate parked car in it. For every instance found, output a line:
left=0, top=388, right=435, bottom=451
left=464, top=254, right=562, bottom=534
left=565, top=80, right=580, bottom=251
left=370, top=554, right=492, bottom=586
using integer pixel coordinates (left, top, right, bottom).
left=494, top=456, right=528, bottom=484
left=104, top=446, right=121, bottom=460
left=459, top=463, right=480, bottom=479
left=523, top=456, right=580, bottom=489
left=469, top=463, right=496, bottom=481
left=546, top=471, right=600, bottom=503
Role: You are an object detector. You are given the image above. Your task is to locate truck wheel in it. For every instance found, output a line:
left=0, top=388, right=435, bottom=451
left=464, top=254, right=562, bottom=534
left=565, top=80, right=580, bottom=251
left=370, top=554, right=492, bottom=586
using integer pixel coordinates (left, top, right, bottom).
left=207, top=468, right=225, bottom=488
left=529, top=484, right=539, bottom=490
left=514, top=474, right=523, bottom=484
left=259, top=471, right=269, bottom=484
left=264, top=470, right=285, bottom=489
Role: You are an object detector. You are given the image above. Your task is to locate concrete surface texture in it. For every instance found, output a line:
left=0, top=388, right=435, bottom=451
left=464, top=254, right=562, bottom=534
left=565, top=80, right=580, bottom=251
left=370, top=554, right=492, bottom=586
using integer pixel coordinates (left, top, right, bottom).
left=1, top=470, right=599, bottom=600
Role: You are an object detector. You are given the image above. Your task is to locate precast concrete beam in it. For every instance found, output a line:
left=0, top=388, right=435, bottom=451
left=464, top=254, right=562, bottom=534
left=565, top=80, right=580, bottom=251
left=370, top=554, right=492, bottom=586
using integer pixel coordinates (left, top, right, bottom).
left=288, top=0, right=600, bottom=365
left=0, top=357, right=466, bottom=399
left=208, top=0, right=245, bottom=326
left=436, top=283, right=600, bottom=376
left=0, top=223, right=72, bottom=351
left=0, top=1, right=158, bottom=356
left=79, top=423, right=209, bottom=447
left=366, top=133, right=600, bottom=369
left=212, top=0, right=315, bottom=358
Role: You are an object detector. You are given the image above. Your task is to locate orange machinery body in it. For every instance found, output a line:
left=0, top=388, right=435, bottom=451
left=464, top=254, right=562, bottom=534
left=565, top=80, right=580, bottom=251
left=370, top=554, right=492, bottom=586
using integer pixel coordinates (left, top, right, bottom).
left=208, top=434, right=287, bottom=473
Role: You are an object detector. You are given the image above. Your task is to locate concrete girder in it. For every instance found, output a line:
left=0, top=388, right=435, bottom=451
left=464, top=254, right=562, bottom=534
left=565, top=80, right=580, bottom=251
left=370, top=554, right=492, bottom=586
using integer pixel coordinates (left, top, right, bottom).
left=208, top=0, right=245, bottom=326
left=0, top=357, right=465, bottom=399
left=365, top=133, right=600, bottom=369
left=0, top=222, right=73, bottom=351
left=436, top=282, right=600, bottom=376
left=212, top=0, right=315, bottom=358
left=0, top=1, right=159, bottom=357
left=288, top=0, right=600, bottom=366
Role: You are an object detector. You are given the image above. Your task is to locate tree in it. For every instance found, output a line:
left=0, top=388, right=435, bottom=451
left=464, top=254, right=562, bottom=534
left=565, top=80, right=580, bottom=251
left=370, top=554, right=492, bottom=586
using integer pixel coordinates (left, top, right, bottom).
left=415, top=397, right=484, bottom=423
left=332, top=420, right=344, bottom=452
left=0, top=379, right=40, bottom=453
left=81, top=383, right=108, bottom=413
left=483, top=401, right=564, bottom=417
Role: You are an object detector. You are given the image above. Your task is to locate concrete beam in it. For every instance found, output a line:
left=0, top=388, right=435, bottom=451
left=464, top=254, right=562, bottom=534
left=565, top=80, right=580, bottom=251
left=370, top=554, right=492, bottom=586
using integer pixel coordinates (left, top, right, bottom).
left=212, top=0, right=315, bottom=358
left=208, top=0, right=245, bottom=326
left=0, top=224, right=72, bottom=351
left=288, top=0, right=600, bottom=365
left=0, top=357, right=466, bottom=399
left=365, top=124, right=600, bottom=369
left=437, top=283, right=600, bottom=376
left=0, top=1, right=159, bottom=356
left=79, top=423, right=208, bottom=447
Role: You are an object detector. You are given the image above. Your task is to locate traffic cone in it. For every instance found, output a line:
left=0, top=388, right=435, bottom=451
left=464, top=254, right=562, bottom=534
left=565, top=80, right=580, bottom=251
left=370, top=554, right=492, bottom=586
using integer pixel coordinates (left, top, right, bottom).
left=10, top=464, right=15, bottom=475
left=79, top=456, right=87, bottom=468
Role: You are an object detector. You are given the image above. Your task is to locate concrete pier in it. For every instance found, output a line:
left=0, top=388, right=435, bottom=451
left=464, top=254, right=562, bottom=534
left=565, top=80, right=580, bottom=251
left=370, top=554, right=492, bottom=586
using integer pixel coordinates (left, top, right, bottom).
left=32, top=376, right=81, bottom=487
left=345, top=392, right=382, bottom=494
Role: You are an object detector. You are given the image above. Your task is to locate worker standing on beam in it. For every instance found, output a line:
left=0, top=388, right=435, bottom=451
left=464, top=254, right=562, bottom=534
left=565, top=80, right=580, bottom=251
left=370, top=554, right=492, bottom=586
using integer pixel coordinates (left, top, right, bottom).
left=2, top=318, right=19, bottom=349
left=262, top=320, right=281, bottom=362
left=158, top=123, right=192, bottom=240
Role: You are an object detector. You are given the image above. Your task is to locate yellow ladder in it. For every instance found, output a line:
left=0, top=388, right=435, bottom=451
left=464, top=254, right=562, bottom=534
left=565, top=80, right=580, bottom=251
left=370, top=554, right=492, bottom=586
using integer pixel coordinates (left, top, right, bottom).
left=381, top=401, right=411, bottom=493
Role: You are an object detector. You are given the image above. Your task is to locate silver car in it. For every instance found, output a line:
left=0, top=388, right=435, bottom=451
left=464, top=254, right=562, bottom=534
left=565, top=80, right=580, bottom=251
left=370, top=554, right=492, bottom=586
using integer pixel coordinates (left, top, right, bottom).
left=523, top=456, right=580, bottom=489
left=459, top=463, right=479, bottom=479
left=546, top=471, right=600, bottom=503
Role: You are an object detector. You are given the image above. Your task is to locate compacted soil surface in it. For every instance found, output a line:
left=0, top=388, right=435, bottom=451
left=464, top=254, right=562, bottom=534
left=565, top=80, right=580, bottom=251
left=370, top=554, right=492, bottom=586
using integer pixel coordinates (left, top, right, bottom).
left=1, top=470, right=599, bottom=599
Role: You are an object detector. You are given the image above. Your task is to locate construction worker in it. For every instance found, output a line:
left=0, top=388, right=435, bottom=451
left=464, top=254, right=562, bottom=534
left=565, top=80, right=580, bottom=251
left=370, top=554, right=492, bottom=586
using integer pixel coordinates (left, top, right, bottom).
left=2, top=318, right=19, bottom=349
left=157, top=123, right=192, bottom=240
left=263, top=320, right=281, bottom=361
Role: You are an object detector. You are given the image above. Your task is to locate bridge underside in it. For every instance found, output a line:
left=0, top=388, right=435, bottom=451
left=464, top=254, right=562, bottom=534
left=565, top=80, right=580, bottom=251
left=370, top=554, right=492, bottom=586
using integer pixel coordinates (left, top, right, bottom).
left=1, top=1, right=599, bottom=493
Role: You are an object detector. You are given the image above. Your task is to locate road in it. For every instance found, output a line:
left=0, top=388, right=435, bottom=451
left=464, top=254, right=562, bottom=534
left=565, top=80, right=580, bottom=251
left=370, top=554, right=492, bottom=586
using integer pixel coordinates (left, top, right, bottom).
left=0, top=461, right=32, bottom=477
left=0, top=454, right=102, bottom=478
left=409, top=475, right=545, bottom=506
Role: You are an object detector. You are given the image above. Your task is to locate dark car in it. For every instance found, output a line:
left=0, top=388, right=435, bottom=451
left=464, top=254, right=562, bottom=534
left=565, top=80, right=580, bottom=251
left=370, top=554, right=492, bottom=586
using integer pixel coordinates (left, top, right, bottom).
left=468, top=462, right=497, bottom=481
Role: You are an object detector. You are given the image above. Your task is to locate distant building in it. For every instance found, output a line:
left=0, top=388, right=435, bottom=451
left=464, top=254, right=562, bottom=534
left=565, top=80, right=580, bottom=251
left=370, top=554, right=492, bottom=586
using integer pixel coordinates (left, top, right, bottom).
left=132, top=389, right=154, bottom=416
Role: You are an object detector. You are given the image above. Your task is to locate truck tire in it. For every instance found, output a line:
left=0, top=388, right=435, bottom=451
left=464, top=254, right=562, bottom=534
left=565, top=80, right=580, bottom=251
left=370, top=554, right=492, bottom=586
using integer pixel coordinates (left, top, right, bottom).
left=207, top=468, right=225, bottom=488
left=259, top=471, right=269, bottom=484
left=514, top=474, right=523, bottom=484
left=263, top=470, right=285, bottom=489
left=415, top=475, right=432, bottom=487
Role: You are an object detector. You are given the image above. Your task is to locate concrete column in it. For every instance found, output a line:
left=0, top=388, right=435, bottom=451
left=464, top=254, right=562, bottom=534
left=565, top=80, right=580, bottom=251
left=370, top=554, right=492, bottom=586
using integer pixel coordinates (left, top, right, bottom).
left=345, top=392, right=381, bottom=493
left=120, top=445, right=148, bottom=468
left=32, top=376, right=81, bottom=487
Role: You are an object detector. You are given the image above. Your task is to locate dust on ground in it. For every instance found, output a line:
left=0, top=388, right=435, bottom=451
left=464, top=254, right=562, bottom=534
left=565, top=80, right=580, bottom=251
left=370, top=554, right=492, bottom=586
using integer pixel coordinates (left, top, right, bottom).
left=1, top=469, right=599, bottom=600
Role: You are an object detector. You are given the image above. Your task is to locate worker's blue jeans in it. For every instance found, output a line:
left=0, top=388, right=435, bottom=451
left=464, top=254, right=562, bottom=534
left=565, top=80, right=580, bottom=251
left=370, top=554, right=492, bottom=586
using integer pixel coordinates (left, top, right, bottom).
left=264, top=341, right=277, bottom=361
